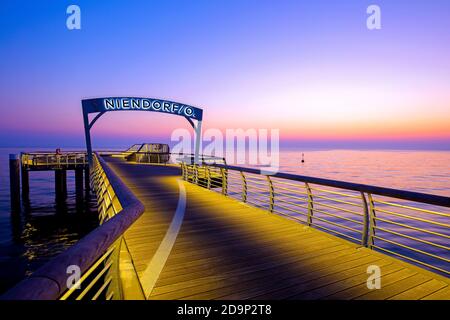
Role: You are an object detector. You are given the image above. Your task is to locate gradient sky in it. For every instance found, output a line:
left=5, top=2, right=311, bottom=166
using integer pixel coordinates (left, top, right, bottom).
left=1, top=0, right=449, bottom=149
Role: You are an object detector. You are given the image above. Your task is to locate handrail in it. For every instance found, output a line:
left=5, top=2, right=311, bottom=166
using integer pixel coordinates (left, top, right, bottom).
left=109, top=150, right=227, bottom=166
left=21, top=152, right=88, bottom=169
left=1, top=153, right=145, bottom=300
left=182, top=163, right=450, bottom=276
left=213, top=164, right=450, bottom=207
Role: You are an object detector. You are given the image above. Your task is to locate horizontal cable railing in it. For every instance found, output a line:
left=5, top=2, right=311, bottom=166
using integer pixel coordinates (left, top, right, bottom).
left=171, top=153, right=226, bottom=165
left=99, top=150, right=227, bottom=166
left=181, top=163, right=450, bottom=276
left=129, top=152, right=170, bottom=164
left=1, top=153, right=145, bottom=300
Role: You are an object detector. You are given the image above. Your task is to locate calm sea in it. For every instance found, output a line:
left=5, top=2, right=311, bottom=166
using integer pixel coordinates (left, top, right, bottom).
left=277, top=149, right=450, bottom=196
left=0, top=147, right=449, bottom=294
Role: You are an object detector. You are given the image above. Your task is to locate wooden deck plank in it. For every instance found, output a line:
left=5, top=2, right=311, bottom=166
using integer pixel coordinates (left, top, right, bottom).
left=172, top=248, right=373, bottom=300
left=160, top=241, right=347, bottom=277
left=161, top=252, right=381, bottom=300
left=293, top=262, right=404, bottom=300
left=323, top=268, right=415, bottom=300
left=155, top=244, right=355, bottom=289
left=103, top=158, right=450, bottom=300
left=232, top=255, right=385, bottom=300
left=421, top=286, right=450, bottom=300
left=355, top=273, right=432, bottom=300
left=389, top=279, right=448, bottom=300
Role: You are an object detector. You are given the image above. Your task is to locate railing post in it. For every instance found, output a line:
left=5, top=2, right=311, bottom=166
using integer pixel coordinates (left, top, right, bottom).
left=367, top=193, right=377, bottom=248
left=188, top=164, right=193, bottom=182
left=305, top=182, right=314, bottom=226
left=185, top=163, right=190, bottom=181
left=186, top=163, right=190, bottom=181
left=221, top=168, right=228, bottom=196
left=361, top=192, right=369, bottom=246
left=267, top=175, right=274, bottom=213
left=206, top=166, right=211, bottom=189
left=184, top=163, right=189, bottom=182
left=181, top=163, right=186, bottom=180
left=194, top=164, right=199, bottom=185
left=240, top=171, right=247, bottom=203
left=107, top=238, right=123, bottom=300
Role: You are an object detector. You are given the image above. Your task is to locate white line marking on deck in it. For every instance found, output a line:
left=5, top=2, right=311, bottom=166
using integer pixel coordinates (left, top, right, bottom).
left=141, top=179, right=187, bottom=298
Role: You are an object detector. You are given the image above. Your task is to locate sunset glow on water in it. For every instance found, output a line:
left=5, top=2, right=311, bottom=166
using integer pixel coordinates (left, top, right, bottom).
left=278, top=150, right=450, bottom=197
left=0, top=0, right=449, bottom=302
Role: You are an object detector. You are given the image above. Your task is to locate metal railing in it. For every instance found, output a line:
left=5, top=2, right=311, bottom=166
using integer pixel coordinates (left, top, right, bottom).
left=2, top=153, right=145, bottom=300
left=91, top=155, right=123, bottom=225
left=127, top=151, right=171, bottom=164
left=133, top=152, right=226, bottom=165
left=60, top=154, right=124, bottom=300
left=182, top=163, right=450, bottom=276
left=99, top=150, right=226, bottom=166
left=21, top=152, right=87, bottom=168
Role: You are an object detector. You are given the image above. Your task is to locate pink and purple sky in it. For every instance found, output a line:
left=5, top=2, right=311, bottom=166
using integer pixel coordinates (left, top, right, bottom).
left=0, top=0, right=449, bottom=149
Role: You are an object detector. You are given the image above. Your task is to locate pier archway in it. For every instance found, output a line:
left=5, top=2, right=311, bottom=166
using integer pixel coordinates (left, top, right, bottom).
left=82, top=97, right=203, bottom=165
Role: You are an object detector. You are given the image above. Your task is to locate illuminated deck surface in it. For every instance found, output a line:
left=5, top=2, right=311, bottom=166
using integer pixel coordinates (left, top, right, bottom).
left=105, top=158, right=450, bottom=300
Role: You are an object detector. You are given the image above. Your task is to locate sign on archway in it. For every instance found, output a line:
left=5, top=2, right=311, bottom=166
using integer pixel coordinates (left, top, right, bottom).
left=82, top=97, right=203, bottom=165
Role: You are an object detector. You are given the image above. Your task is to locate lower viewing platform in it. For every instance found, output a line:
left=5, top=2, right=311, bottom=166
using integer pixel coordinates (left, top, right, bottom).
left=105, top=157, right=450, bottom=300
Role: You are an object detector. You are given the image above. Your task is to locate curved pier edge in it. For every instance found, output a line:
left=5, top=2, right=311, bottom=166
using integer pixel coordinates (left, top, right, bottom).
left=1, top=153, right=145, bottom=300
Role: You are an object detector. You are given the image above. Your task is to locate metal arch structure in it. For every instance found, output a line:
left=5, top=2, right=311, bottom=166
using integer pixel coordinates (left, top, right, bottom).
left=82, top=97, right=203, bottom=166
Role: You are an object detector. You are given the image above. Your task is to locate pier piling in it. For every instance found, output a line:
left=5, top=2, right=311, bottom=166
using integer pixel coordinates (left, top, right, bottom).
left=55, top=170, right=67, bottom=200
left=9, top=154, right=21, bottom=212
left=62, top=170, right=67, bottom=196
left=21, top=166, right=29, bottom=200
left=75, top=168, right=84, bottom=200
left=84, top=167, right=90, bottom=192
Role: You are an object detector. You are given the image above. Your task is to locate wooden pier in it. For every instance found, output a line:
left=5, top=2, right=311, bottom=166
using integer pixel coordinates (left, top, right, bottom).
left=3, top=152, right=450, bottom=300
left=104, top=157, right=450, bottom=300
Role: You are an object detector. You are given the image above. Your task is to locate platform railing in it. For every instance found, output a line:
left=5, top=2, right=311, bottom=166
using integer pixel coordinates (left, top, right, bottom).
left=181, top=163, right=450, bottom=276
left=132, top=152, right=226, bottom=165
left=172, top=153, right=226, bottom=165
left=1, top=153, right=145, bottom=300
left=128, top=152, right=171, bottom=164
left=21, top=152, right=87, bottom=168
